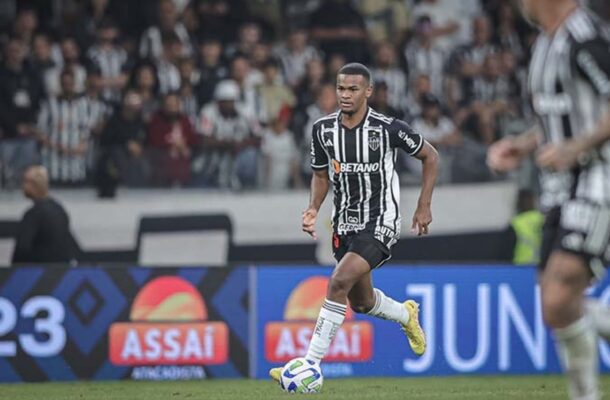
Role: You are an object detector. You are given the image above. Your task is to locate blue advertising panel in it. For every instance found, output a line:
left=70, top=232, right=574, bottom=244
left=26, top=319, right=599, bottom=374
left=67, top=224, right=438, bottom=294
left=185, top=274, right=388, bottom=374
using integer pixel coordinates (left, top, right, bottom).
left=0, top=266, right=249, bottom=382
left=254, top=265, right=610, bottom=378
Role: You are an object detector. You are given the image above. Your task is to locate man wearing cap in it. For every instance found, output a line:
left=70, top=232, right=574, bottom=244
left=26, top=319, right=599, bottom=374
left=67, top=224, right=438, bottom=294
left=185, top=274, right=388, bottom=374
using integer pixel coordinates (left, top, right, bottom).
left=196, top=79, right=260, bottom=189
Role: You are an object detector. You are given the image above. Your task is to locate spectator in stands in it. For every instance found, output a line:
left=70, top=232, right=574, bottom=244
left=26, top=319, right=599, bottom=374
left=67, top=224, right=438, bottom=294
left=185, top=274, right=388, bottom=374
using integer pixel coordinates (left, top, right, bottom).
left=327, top=53, right=347, bottom=78
left=371, top=41, right=408, bottom=113
left=294, top=57, right=327, bottom=112
left=11, top=8, right=38, bottom=50
left=411, top=0, right=460, bottom=51
left=256, top=59, right=296, bottom=125
left=96, top=90, right=149, bottom=197
left=38, top=69, right=91, bottom=186
left=195, top=36, right=228, bottom=106
left=30, top=32, right=59, bottom=79
left=404, top=73, right=434, bottom=122
left=45, top=37, right=87, bottom=97
left=456, top=53, right=515, bottom=144
left=178, top=57, right=200, bottom=126
left=12, top=165, right=78, bottom=264
left=195, top=0, right=251, bottom=44
left=357, top=0, right=410, bottom=43
left=410, top=94, right=461, bottom=183
left=229, top=54, right=262, bottom=119
left=493, top=2, right=526, bottom=63
left=0, top=37, right=44, bottom=189
left=225, top=21, right=262, bottom=60
left=148, top=92, right=199, bottom=187
left=86, top=19, right=130, bottom=102
left=83, top=68, right=112, bottom=174
left=261, top=106, right=302, bottom=190
left=309, top=0, right=369, bottom=63
left=369, top=81, right=402, bottom=119
left=274, top=27, right=319, bottom=88
left=250, top=41, right=273, bottom=72
left=300, top=82, right=336, bottom=180
left=130, top=62, right=160, bottom=123
left=156, top=32, right=183, bottom=95
left=140, top=0, right=193, bottom=61
left=197, top=80, right=260, bottom=189
left=404, top=16, right=446, bottom=98
left=447, top=15, right=497, bottom=111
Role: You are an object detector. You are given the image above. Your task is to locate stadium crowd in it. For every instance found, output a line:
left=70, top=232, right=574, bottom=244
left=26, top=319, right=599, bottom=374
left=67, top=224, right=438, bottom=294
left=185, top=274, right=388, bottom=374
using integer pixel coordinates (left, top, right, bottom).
left=0, top=0, right=538, bottom=196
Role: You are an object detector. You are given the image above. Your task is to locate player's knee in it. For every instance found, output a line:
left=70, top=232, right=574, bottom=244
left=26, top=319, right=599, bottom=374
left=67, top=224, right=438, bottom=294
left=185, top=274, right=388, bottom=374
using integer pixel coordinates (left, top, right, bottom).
left=328, top=273, right=354, bottom=297
left=541, top=286, right=574, bottom=328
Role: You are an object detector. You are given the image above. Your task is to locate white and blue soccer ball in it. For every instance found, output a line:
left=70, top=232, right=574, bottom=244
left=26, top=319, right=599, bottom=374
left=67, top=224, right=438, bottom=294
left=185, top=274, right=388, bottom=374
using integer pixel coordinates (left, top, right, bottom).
left=279, top=357, right=324, bottom=394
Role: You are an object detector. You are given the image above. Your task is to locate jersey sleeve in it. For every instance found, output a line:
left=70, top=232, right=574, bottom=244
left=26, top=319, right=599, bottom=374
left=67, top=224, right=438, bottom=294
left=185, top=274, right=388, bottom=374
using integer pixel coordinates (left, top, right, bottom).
left=310, top=123, right=329, bottom=170
left=388, top=118, right=424, bottom=156
left=574, top=36, right=610, bottom=98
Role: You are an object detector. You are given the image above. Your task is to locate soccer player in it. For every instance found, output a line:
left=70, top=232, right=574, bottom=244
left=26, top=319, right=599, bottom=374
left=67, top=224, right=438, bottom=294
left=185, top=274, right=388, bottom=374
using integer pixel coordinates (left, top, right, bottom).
left=270, top=63, right=439, bottom=381
left=487, top=1, right=610, bottom=398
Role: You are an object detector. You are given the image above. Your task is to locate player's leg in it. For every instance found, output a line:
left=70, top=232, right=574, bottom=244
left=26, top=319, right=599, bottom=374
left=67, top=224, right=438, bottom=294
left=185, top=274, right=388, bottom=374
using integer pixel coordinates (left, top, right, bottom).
left=541, top=251, right=598, bottom=400
left=348, top=270, right=426, bottom=356
left=304, top=252, right=370, bottom=363
left=586, top=299, right=610, bottom=341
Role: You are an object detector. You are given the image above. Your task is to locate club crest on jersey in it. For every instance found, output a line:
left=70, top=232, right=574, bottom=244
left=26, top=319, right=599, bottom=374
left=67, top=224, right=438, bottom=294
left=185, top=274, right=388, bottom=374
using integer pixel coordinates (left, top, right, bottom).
left=368, top=135, right=380, bottom=151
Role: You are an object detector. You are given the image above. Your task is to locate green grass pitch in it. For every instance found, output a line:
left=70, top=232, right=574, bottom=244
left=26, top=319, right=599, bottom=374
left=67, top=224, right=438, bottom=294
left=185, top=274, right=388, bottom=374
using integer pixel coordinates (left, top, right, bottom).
left=2, top=375, right=609, bottom=400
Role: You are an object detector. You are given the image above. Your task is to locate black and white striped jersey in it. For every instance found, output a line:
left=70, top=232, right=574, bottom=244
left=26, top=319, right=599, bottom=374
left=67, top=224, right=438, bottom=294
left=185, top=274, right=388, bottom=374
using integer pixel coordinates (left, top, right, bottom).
left=528, top=8, right=610, bottom=211
left=38, top=95, right=93, bottom=183
left=310, top=107, right=424, bottom=246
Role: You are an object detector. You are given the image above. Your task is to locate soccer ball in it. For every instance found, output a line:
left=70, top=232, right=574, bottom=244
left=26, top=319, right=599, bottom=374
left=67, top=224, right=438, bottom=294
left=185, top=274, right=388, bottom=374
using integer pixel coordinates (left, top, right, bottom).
left=279, top=357, right=324, bottom=394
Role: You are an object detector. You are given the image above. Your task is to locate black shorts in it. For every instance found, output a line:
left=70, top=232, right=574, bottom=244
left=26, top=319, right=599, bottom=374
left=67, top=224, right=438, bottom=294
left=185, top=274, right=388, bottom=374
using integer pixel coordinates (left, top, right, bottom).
left=539, top=201, right=610, bottom=278
left=332, top=231, right=392, bottom=269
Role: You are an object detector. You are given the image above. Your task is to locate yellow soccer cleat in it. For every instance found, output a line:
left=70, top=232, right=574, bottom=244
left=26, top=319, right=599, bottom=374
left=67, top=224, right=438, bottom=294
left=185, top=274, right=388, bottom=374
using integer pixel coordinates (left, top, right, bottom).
left=401, top=300, right=426, bottom=356
left=269, top=367, right=282, bottom=383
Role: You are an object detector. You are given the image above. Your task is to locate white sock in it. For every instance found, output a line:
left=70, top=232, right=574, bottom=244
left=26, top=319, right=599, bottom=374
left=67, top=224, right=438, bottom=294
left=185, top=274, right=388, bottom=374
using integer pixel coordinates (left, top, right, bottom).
left=554, top=315, right=599, bottom=400
left=585, top=299, right=610, bottom=341
left=366, top=288, right=409, bottom=325
left=305, top=299, right=346, bottom=364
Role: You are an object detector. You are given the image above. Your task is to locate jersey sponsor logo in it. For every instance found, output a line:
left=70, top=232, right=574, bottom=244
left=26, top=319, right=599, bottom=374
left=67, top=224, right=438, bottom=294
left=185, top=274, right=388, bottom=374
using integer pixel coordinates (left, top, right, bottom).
left=264, top=276, right=373, bottom=363
left=337, top=222, right=366, bottom=232
left=577, top=50, right=610, bottom=96
left=332, top=159, right=380, bottom=174
left=368, top=135, right=380, bottom=151
left=398, top=130, right=417, bottom=149
left=532, top=93, right=573, bottom=115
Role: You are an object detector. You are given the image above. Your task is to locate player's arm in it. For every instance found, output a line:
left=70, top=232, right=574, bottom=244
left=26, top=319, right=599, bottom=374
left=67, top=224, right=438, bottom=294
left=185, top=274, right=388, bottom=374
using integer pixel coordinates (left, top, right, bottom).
left=538, top=36, right=610, bottom=171
left=303, top=124, right=330, bottom=240
left=412, top=141, right=439, bottom=236
left=388, top=119, right=439, bottom=236
left=487, top=125, right=541, bottom=172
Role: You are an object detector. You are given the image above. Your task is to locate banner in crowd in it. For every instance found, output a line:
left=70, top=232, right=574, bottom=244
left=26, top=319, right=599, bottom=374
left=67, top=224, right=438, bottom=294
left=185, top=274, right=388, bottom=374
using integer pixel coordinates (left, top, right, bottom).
left=253, top=265, right=610, bottom=378
left=0, top=266, right=249, bottom=382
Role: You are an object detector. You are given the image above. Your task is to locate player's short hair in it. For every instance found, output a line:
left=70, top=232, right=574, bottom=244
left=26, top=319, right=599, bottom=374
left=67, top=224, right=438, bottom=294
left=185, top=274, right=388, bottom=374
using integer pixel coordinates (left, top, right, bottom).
left=337, top=63, right=372, bottom=85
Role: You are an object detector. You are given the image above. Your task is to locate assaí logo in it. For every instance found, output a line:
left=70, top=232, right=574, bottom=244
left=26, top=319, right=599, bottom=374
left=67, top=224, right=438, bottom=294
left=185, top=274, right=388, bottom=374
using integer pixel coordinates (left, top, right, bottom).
left=109, top=276, right=228, bottom=366
left=265, top=276, right=373, bottom=363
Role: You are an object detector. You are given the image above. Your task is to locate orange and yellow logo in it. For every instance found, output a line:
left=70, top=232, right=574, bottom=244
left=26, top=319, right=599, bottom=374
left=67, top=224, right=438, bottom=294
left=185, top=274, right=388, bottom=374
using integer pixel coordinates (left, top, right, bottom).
left=109, top=276, right=228, bottom=366
left=265, top=276, right=373, bottom=363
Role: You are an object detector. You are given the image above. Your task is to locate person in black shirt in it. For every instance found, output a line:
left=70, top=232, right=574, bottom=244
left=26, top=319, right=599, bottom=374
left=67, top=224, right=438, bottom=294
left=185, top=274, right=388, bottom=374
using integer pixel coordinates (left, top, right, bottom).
left=308, top=0, right=369, bottom=63
left=96, top=90, right=149, bottom=197
left=12, top=166, right=78, bottom=264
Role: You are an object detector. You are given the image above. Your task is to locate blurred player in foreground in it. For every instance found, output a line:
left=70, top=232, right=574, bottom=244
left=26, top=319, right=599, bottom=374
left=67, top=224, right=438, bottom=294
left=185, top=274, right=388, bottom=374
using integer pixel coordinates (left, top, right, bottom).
left=488, top=1, right=610, bottom=398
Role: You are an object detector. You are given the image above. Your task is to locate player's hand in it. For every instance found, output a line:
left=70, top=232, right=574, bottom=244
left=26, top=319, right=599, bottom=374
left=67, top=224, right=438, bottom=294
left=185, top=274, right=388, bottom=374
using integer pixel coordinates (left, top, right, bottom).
left=302, top=208, right=318, bottom=240
left=536, top=141, right=581, bottom=171
left=411, top=204, right=432, bottom=236
left=486, top=137, right=524, bottom=172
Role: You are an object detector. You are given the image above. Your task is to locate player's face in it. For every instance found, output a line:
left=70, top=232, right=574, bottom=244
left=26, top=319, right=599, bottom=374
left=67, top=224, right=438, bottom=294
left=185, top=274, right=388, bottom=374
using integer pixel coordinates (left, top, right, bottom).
left=336, top=74, right=372, bottom=115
